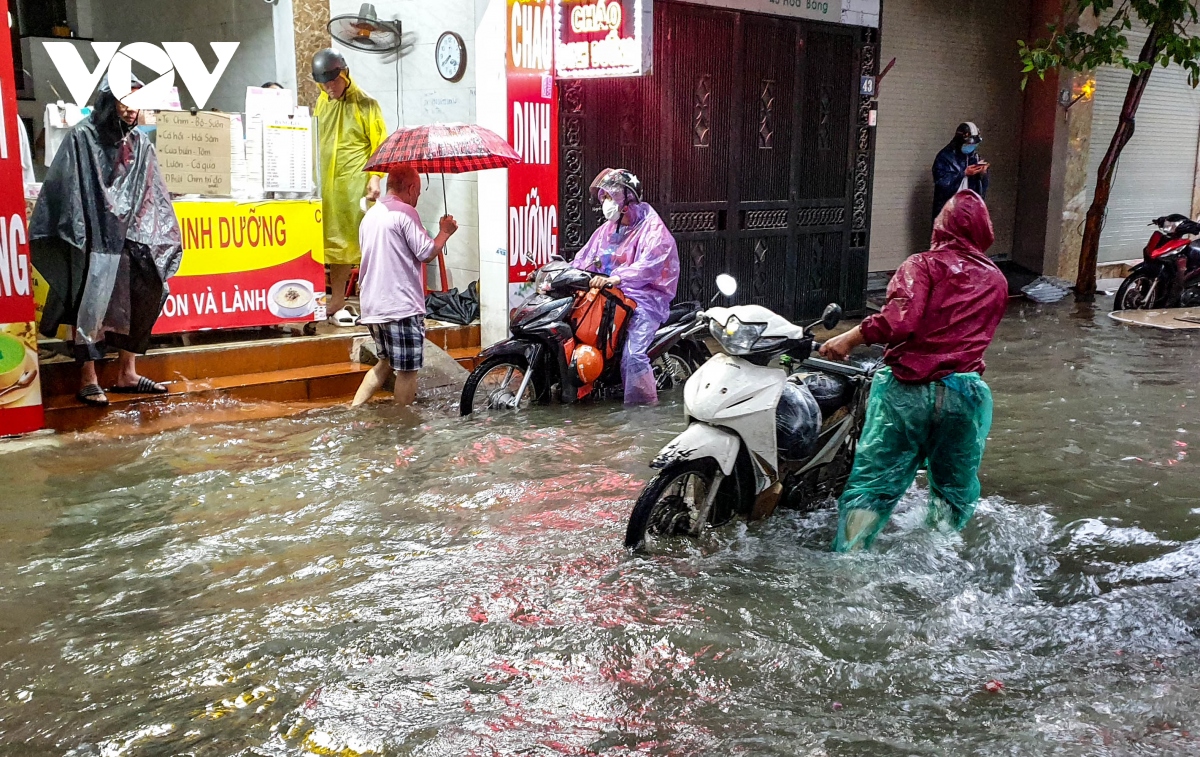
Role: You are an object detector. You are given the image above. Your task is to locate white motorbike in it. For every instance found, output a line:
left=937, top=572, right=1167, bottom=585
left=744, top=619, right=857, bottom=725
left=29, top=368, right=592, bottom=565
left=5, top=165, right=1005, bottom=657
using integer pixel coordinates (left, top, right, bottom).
left=624, top=275, right=880, bottom=551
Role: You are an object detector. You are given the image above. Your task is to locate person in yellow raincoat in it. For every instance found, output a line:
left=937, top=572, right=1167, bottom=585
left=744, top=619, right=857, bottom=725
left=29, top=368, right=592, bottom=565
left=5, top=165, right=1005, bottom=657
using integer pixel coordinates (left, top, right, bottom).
left=312, top=48, right=388, bottom=325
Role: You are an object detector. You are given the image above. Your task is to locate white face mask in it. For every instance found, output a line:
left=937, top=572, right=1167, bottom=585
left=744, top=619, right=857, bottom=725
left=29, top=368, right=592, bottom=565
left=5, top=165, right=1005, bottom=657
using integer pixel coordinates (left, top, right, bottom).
left=602, top=198, right=620, bottom=221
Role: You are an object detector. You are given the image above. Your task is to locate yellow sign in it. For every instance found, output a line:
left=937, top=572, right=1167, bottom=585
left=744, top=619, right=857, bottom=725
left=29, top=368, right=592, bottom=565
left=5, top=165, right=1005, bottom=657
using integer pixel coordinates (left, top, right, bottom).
left=174, top=199, right=324, bottom=277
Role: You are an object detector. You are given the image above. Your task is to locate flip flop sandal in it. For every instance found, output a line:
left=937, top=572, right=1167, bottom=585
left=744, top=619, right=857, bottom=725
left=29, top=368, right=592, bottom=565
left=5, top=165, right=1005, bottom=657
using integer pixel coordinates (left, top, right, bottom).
left=328, top=307, right=359, bottom=327
left=108, top=376, right=169, bottom=395
left=76, top=383, right=109, bottom=407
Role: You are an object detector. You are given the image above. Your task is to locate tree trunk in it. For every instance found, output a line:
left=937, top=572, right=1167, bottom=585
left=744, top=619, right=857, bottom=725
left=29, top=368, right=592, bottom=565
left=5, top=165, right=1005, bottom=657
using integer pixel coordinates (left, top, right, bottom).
left=1076, top=25, right=1164, bottom=301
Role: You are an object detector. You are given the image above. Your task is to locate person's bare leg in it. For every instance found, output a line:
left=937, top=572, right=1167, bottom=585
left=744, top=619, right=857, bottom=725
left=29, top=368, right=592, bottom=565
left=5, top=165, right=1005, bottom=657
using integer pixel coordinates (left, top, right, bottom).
left=112, top=350, right=165, bottom=390
left=393, top=370, right=418, bottom=405
left=329, top=264, right=353, bottom=316
left=115, top=350, right=138, bottom=385
left=351, top=360, right=392, bottom=407
left=79, top=360, right=99, bottom=390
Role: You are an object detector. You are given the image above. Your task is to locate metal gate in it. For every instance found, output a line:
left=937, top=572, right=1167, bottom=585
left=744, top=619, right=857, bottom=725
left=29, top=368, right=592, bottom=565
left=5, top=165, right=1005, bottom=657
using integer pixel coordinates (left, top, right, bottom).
left=558, top=0, right=878, bottom=319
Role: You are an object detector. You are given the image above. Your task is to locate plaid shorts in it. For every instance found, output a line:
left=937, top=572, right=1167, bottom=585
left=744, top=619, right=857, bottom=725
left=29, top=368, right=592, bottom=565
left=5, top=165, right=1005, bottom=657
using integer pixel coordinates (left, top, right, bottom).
left=368, top=316, right=426, bottom=372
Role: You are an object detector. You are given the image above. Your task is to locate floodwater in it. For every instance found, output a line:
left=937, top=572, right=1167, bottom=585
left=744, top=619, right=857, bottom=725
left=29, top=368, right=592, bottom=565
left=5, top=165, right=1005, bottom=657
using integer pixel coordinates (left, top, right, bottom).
left=2, top=301, right=1199, bottom=756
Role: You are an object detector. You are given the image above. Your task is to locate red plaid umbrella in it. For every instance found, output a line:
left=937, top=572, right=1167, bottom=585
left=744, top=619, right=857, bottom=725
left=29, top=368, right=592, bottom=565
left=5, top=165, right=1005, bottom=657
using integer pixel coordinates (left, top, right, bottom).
left=364, top=122, right=520, bottom=174
left=363, top=123, right=519, bottom=294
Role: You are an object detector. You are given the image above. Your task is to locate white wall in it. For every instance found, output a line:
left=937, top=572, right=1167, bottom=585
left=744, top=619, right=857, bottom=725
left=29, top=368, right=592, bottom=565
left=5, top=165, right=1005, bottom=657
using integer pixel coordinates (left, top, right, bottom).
left=474, top=0, right=508, bottom=345
left=85, top=0, right=277, bottom=112
left=329, top=0, right=481, bottom=289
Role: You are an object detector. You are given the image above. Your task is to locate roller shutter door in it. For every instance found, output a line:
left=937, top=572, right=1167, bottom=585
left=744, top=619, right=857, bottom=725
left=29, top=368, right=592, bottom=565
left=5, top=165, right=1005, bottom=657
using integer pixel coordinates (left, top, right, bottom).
left=1086, top=23, right=1200, bottom=264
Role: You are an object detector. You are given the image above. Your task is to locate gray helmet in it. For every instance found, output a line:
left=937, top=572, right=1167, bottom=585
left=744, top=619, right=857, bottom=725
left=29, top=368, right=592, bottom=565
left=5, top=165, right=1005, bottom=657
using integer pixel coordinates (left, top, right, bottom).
left=590, top=168, right=642, bottom=204
left=312, top=48, right=348, bottom=84
left=955, top=121, right=982, bottom=145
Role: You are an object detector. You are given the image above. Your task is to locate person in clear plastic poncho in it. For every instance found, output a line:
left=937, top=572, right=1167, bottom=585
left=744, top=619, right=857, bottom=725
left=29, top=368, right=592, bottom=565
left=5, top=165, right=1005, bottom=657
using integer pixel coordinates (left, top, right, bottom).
left=312, top=48, right=387, bottom=325
left=571, top=169, right=680, bottom=405
left=30, top=74, right=182, bottom=406
left=819, top=190, right=1009, bottom=551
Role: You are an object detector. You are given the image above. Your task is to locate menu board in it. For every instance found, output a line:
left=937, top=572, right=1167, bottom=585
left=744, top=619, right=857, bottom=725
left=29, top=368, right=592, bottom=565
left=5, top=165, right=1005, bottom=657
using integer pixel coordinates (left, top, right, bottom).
left=156, top=110, right=233, bottom=196
left=262, top=115, right=313, bottom=193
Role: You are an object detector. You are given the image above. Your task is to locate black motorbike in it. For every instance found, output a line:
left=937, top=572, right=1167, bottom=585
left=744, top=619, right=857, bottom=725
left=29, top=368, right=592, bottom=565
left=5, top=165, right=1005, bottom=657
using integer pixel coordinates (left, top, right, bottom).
left=1114, top=214, right=1200, bottom=310
left=459, top=259, right=710, bottom=415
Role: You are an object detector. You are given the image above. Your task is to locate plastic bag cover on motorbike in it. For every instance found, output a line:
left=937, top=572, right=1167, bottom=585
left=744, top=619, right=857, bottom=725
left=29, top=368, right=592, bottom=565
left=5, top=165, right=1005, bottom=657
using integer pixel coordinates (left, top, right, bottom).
left=776, top=380, right=822, bottom=460
left=570, top=202, right=679, bottom=323
left=833, top=367, right=993, bottom=552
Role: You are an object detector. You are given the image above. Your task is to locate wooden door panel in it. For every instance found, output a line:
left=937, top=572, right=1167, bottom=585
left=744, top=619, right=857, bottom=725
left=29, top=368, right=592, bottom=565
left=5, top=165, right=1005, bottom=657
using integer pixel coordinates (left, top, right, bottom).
left=676, top=237, right=727, bottom=304
left=661, top=2, right=737, bottom=205
left=734, top=235, right=790, bottom=316
left=737, top=16, right=797, bottom=204
left=798, top=29, right=853, bottom=201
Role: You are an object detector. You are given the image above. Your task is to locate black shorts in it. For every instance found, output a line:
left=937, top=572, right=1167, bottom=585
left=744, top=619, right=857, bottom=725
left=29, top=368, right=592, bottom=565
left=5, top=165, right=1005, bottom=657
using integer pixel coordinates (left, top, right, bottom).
left=367, top=316, right=426, bottom=372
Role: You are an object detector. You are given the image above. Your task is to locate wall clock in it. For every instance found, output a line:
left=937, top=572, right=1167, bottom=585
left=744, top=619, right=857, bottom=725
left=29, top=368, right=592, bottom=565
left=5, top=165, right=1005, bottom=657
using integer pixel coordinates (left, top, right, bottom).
left=436, top=31, right=467, bottom=83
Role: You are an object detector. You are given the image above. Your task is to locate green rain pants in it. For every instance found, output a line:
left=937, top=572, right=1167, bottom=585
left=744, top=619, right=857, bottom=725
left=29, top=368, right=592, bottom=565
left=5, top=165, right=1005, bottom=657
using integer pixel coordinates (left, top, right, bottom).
left=833, top=367, right=993, bottom=552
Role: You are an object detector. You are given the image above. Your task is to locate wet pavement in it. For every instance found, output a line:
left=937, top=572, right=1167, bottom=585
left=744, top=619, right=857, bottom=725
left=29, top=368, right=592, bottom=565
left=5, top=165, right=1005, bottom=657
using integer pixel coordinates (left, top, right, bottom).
left=1, top=300, right=1199, bottom=755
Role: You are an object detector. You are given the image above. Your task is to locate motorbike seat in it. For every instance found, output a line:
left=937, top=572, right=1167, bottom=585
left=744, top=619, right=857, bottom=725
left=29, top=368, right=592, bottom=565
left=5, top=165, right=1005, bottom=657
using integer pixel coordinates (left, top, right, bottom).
left=664, top=301, right=701, bottom=326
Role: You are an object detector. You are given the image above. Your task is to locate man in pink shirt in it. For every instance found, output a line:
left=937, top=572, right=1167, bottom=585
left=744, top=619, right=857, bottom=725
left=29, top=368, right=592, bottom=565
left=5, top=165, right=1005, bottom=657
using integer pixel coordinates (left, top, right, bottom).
left=351, top=166, right=458, bottom=407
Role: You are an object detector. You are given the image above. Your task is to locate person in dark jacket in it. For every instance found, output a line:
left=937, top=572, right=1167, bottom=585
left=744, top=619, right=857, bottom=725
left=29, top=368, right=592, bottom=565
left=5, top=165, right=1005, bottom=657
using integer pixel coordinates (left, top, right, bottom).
left=30, top=74, right=182, bottom=406
left=819, top=190, right=1008, bottom=551
left=931, top=122, right=988, bottom=221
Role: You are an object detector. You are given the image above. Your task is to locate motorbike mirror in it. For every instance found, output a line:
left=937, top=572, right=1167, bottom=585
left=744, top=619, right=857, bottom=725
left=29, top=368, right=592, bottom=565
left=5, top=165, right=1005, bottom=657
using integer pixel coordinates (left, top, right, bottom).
left=821, top=303, right=843, bottom=331
left=716, top=274, right=738, bottom=298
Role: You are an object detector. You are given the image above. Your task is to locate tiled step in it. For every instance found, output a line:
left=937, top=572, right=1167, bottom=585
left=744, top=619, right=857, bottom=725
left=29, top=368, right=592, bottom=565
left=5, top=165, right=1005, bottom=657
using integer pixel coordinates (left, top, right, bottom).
left=44, top=362, right=369, bottom=433
left=425, top=322, right=481, bottom=351
left=40, top=323, right=481, bottom=399
left=39, top=331, right=368, bottom=399
left=446, top=347, right=482, bottom=372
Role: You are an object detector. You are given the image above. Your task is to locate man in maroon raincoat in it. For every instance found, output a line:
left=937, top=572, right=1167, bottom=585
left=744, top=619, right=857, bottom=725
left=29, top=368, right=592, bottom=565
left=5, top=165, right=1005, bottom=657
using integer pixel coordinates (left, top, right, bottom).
left=819, top=190, right=1009, bottom=551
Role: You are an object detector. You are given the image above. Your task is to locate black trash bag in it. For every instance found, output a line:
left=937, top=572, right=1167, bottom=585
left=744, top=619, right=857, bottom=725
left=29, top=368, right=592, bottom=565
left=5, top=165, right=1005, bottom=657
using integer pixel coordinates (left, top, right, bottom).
left=776, top=380, right=822, bottom=461
left=425, top=281, right=480, bottom=325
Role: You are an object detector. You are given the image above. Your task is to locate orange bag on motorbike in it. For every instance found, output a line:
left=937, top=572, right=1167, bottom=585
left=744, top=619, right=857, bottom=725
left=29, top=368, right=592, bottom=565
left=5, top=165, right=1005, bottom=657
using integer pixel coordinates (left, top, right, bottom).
left=570, top=288, right=637, bottom=363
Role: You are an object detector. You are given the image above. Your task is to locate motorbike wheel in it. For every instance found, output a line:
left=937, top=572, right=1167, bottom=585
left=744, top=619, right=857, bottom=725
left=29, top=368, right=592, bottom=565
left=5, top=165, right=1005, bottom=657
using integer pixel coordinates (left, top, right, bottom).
left=459, top=356, right=542, bottom=416
left=786, top=436, right=858, bottom=511
left=625, top=459, right=736, bottom=551
left=653, top=343, right=711, bottom=391
left=1113, top=272, right=1165, bottom=311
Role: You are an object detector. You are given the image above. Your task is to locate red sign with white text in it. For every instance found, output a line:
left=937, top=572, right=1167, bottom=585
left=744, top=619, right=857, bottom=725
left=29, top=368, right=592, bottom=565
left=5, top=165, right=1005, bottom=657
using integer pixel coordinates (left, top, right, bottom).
left=507, top=0, right=560, bottom=312
left=0, top=27, right=43, bottom=436
left=555, top=0, right=650, bottom=78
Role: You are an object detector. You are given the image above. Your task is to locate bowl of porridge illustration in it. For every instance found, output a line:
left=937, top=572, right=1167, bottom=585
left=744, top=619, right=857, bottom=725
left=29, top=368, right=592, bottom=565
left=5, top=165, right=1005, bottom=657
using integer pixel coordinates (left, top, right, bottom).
left=267, top=279, right=317, bottom=319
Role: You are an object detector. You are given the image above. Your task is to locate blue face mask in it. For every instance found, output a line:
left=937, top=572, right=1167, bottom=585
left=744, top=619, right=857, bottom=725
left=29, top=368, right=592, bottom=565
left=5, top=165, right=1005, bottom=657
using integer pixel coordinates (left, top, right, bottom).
left=961, top=143, right=978, bottom=155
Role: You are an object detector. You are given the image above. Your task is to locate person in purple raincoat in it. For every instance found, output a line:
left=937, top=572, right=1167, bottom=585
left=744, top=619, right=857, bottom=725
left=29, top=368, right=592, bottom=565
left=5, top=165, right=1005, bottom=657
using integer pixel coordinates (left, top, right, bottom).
left=571, top=169, right=680, bottom=405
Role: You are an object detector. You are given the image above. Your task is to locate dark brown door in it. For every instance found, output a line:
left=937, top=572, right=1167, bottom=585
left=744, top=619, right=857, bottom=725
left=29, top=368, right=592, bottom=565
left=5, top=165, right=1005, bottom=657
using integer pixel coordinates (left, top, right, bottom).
left=559, top=1, right=876, bottom=319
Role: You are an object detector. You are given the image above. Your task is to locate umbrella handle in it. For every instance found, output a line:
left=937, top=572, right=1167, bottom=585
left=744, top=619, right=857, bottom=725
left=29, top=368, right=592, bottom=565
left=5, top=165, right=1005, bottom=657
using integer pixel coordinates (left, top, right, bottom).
left=441, top=175, right=451, bottom=291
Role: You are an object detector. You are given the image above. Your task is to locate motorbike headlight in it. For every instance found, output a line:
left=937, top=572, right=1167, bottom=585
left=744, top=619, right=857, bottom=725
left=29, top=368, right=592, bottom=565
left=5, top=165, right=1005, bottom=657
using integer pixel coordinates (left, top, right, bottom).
left=710, top=316, right=768, bottom=355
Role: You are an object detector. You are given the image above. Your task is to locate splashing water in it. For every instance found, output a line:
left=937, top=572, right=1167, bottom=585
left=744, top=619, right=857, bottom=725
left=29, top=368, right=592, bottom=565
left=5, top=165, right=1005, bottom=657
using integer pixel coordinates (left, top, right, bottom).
left=1, top=301, right=1198, bottom=755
